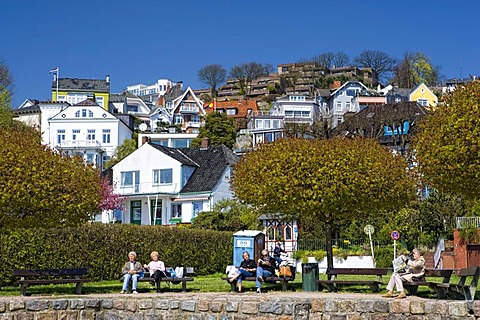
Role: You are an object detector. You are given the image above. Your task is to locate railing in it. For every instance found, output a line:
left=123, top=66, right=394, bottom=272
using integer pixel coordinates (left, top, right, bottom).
left=456, top=217, right=480, bottom=229
left=56, top=140, right=102, bottom=148
left=297, top=239, right=389, bottom=251
left=184, top=121, right=201, bottom=128
left=179, top=105, right=199, bottom=113
left=115, top=183, right=178, bottom=195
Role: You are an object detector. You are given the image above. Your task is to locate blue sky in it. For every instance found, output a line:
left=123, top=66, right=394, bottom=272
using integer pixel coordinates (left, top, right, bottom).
left=2, top=0, right=479, bottom=107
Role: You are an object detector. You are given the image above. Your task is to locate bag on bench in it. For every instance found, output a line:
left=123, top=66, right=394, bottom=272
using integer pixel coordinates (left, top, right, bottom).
left=279, top=265, right=292, bottom=277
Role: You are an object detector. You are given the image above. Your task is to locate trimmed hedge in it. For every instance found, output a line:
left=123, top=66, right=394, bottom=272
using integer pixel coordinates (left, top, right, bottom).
left=0, top=224, right=233, bottom=286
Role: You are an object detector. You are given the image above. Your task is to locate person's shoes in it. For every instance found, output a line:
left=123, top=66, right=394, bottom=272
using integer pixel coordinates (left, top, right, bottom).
left=120, top=290, right=126, bottom=294
left=132, top=290, right=138, bottom=294
left=395, top=292, right=407, bottom=299
left=257, top=275, right=264, bottom=283
left=382, top=291, right=394, bottom=298
left=256, top=288, right=261, bottom=293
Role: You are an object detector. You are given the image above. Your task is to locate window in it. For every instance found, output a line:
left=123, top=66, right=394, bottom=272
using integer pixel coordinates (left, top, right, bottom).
left=57, top=95, right=66, bottom=102
left=255, top=119, right=263, bottom=129
left=75, top=111, right=80, bottom=117
left=82, top=109, right=87, bottom=117
left=57, top=130, right=65, bottom=144
left=264, top=120, right=271, bottom=129
left=127, top=105, right=138, bottom=112
left=273, top=120, right=280, bottom=129
left=171, top=203, right=182, bottom=219
left=121, top=171, right=140, bottom=191
left=346, top=101, right=351, bottom=111
left=226, top=109, right=236, bottom=115
left=175, top=115, right=183, bottom=124
left=285, top=225, right=293, bottom=240
left=86, top=153, right=95, bottom=164
left=172, top=139, right=190, bottom=148
left=193, top=201, right=203, bottom=218
left=87, top=129, right=95, bottom=141
left=191, top=115, right=200, bottom=123
left=72, top=129, right=80, bottom=140
left=346, top=89, right=357, bottom=97
left=102, top=129, right=111, bottom=144
left=88, top=110, right=93, bottom=117
left=96, top=96, right=104, bottom=109
left=153, top=169, right=172, bottom=185
left=301, top=111, right=310, bottom=117
left=336, top=101, right=342, bottom=111
left=417, top=99, right=428, bottom=106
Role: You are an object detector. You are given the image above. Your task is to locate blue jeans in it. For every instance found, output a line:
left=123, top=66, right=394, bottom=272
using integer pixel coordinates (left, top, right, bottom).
left=256, top=266, right=273, bottom=288
left=122, top=273, right=140, bottom=291
left=236, top=269, right=254, bottom=284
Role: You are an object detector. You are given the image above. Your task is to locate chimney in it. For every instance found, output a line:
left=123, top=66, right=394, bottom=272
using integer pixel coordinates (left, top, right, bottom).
left=201, top=137, right=210, bottom=148
left=106, top=75, right=110, bottom=83
left=329, top=80, right=342, bottom=90
left=141, top=136, right=150, bottom=145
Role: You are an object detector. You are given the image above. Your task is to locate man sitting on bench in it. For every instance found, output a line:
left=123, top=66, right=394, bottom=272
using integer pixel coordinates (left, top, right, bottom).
left=120, top=251, right=144, bottom=294
left=383, top=248, right=425, bottom=299
left=256, top=249, right=276, bottom=293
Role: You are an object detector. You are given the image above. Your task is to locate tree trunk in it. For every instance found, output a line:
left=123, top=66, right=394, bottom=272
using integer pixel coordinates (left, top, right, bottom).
left=325, top=222, right=334, bottom=279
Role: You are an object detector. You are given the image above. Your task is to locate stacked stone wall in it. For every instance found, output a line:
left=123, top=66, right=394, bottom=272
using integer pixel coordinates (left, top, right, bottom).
left=1, top=295, right=479, bottom=319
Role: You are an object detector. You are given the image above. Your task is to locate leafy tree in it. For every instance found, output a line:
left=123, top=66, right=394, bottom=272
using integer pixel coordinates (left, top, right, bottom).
left=190, top=112, right=236, bottom=149
left=229, top=62, right=273, bottom=97
left=0, top=60, right=13, bottom=127
left=197, top=64, right=226, bottom=98
left=414, top=80, right=480, bottom=202
left=191, top=199, right=261, bottom=231
left=0, top=124, right=102, bottom=228
left=354, top=50, right=397, bottom=83
left=232, top=138, right=416, bottom=269
left=391, top=52, right=441, bottom=87
left=104, top=138, right=137, bottom=169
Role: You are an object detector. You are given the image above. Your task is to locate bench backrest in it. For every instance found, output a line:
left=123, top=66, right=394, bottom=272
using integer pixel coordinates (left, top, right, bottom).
left=457, top=266, right=480, bottom=287
left=13, top=268, right=88, bottom=277
left=424, top=268, right=453, bottom=283
left=326, top=268, right=388, bottom=276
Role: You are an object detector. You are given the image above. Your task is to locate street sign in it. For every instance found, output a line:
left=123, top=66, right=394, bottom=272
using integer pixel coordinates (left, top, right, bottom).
left=364, top=225, right=374, bottom=235
left=391, top=230, right=400, bottom=240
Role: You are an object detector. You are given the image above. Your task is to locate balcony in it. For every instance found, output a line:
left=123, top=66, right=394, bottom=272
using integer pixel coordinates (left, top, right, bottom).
left=179, top=105, right=199, bottom=114
left=56, top=140, right=105, bottom=152
left=184, top=121, right=201, bottom=128
left=456, top=217, right=480, bottom=229
left=115, top=182, right=179, bottom=195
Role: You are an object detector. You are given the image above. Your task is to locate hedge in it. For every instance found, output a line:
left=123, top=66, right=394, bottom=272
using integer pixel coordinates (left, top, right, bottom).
left=0, top=224, right=233, bottom=286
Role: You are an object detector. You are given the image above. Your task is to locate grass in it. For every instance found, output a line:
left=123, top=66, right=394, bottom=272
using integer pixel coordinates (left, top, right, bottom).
left=0, top=272, right=472, bottom=298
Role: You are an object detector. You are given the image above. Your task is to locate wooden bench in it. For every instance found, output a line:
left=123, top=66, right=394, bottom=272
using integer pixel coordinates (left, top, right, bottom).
left=222, top=273, right=296, bottom=292
left=13, top=268, right=90, bottom=296
left=402, top=268, right=454, bottom=297
left=123, top=267, right=194, bottom=292
left=317, top=267, right=388, bottom=292
left=430, top=266, right=480, bottom=300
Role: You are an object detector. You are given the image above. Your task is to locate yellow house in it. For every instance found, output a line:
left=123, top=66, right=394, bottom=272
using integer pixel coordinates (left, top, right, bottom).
left=409, top=83, right=438, bottom=108
left=51, top=75, right=110, bottom=110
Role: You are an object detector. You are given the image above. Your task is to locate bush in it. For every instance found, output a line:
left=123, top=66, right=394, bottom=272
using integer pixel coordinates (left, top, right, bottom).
left=0, top=224, right=233, bottom=286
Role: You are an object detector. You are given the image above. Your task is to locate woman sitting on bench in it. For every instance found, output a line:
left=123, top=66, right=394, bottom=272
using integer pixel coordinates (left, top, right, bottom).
left=228, top=251, right=256, bottom=293
left=383, top=248, right=425, bottom=299
left=144, top=251, right=167, bottom=293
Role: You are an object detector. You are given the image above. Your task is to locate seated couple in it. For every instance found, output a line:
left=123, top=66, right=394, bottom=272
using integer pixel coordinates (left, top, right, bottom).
left=121, top=251, right=168, bottom=294
left=229, top=249, right=276, bottom=293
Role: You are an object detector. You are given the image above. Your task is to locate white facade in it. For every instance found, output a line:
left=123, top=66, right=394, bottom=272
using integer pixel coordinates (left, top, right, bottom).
left=112, top=144, right=207, bottom=225
left=270, top=95, right=320, bottom=125
left=126, top=79, right=172, bottom=97
left=138, top=133, right=198, bottom=148
left=328, top=81, right=369, bottom=128
left=48, top=101, right=132, bottom=170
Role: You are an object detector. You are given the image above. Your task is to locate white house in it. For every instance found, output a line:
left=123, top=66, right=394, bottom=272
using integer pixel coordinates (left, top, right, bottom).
left=328, top=81, right=370, bottom=128
left=270, top=95, right=320, bottom=125
left=111, top=140, right=238, bottom=225
left=48, top=99, right=133, bottom=170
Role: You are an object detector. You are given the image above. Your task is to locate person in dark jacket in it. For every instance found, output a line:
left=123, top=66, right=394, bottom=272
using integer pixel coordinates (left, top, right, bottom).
left=228, top=252, right=257, bottom=293
left=273, top=242, right=286, bottom=268
left=256, top=249, right=276, bottom=293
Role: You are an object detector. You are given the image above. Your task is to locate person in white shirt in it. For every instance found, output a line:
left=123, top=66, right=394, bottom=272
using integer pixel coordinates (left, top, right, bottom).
left=144, top=251, right=166, bottom=293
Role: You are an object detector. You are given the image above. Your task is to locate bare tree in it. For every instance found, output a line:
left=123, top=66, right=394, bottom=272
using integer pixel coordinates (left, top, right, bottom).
left=354, top=50, right=397, bottom=83
left=197, top=64, right=226, bottom=97
left=332, top=52, right=350, bottom=68
left=229, top=62, right=272, bottom=97
left=313, top=52, right=335, bottom=69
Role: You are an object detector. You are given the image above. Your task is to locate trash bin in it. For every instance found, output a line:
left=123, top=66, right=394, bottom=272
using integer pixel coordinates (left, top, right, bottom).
left=302, top=263, right=319, bottom=291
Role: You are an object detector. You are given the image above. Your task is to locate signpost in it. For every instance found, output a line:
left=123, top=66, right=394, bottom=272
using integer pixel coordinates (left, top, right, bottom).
left=364, top=225, right=375, bottom=265
left=390, top=230, right=400, bottom=259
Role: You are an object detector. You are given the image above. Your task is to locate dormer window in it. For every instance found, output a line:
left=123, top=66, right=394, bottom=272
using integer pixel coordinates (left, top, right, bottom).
left=226, top=109, right=237, bottom=115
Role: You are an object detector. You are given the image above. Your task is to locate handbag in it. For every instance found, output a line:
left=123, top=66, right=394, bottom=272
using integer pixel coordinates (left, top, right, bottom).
left=279, top=265, right=292, bottom=277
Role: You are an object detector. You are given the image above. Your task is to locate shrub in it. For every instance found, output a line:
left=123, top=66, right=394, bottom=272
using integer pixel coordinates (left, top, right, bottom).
left=0, top=224, right=232, bottom=286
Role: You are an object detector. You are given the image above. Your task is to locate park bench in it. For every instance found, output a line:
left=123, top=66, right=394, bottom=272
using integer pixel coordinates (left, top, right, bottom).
left=222, top=272, right=296, bottom=292
left=123, top=267, right=195, bottom=292
left=429, top=266, right=480, bottom=300
left=317, top=267, right=388, bottom=292
left=402, top=268, right=454, bottom=297
left=13, top=268, right=90, bottom=296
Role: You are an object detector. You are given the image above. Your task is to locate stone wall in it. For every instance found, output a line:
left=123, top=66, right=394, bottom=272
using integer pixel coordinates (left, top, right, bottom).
left=1, top=294, right=480, bottom=320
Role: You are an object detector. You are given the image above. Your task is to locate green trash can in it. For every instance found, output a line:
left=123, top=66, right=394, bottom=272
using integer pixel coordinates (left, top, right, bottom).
left=302, top=262, right=319, bottom=291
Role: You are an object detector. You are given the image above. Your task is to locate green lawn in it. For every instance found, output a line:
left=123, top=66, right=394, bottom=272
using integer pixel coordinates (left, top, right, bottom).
left=0, top=272, right=469, bottom=298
